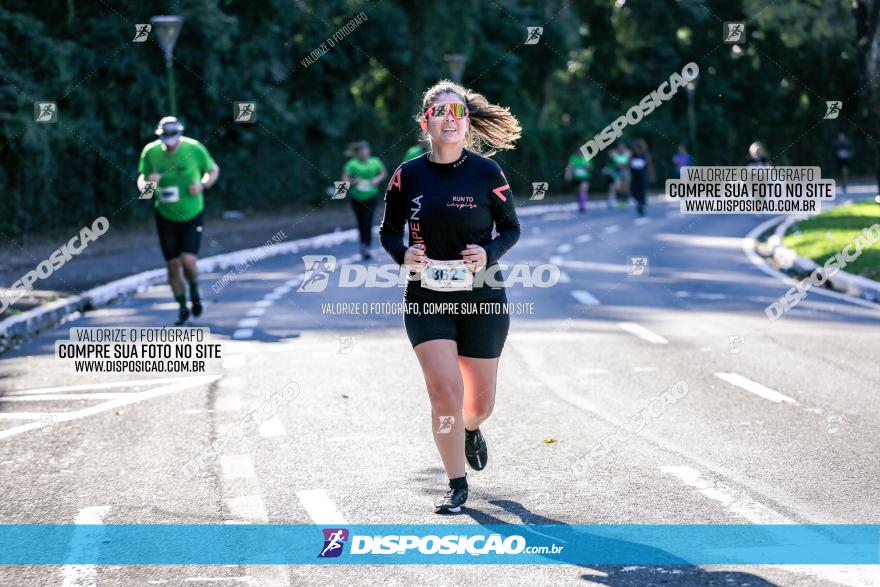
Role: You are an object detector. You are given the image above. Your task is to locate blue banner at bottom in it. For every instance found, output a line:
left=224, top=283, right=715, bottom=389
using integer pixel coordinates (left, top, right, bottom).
left=0, top=524, right=877, bottom=565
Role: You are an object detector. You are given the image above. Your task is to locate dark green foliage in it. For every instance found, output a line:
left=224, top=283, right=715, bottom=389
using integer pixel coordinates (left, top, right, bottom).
left=0, top=0, right=865, bottom=238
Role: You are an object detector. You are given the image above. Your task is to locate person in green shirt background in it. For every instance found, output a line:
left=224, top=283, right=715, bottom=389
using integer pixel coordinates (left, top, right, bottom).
left=342, top=141, right=387, bottom=260
left=137, top=116, right=220, bottom=325
left=403, top=136, right=431, bottom=162
left=564, top=150, right=593, bottom=213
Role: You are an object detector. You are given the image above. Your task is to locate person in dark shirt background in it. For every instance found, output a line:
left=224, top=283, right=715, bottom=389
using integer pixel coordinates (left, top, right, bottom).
left=833, top=132, right=852, bottom=194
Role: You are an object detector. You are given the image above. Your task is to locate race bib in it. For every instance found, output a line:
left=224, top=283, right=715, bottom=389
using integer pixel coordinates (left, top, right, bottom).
left=421, top=258, right=473, bottom=292
left=159, top=186, right=180, bottom=203
left=573, top=168, right=587, bottom=178
left=356, top=179, right=372, bottom=192
left=630, top=158, right=647, bottom=170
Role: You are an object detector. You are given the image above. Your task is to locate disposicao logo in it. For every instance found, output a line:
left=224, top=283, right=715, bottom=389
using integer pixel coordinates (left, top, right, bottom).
left=317, top=528, right=539, bottom=557
left=318, top=528, right=349, bottom=558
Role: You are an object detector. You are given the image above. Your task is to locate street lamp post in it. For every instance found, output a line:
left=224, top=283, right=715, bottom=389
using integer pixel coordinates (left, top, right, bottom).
left=150, top=15, right=184, bottom=116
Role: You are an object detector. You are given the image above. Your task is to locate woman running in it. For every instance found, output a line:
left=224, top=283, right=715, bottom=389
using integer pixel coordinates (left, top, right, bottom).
left=342, top=141, right=387, bottom=260
left=565, top=149, right=593, bottom=213
left=379, top=80, right=522, bottom=514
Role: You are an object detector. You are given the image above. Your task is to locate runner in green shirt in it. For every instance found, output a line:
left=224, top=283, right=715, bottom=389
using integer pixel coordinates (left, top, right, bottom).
left=565, top=151, right=593, bottom=213
left=342, top=141, right=387, bottom=259
left=137, top=116, right=220, bottom=325
left=403, top=137, right=431, bottom=162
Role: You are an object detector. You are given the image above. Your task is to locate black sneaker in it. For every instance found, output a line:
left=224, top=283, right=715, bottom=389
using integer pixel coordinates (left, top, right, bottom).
left=174, top=307, right=190, bottom=326
left=434, top=485, right=468, bottom=514
left=465, top=428, right=488, bottom=471
left=191, top=299, right=203, bottom=318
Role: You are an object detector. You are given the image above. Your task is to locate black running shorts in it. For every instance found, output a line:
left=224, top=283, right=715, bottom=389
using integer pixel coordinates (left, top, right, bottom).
left=155, top=211, right=204, bottom=261
left=403, top=288, right=510, bottom=359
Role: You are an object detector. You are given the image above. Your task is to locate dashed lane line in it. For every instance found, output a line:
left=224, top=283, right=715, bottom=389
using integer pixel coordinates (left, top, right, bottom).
left=714, top=372, right=797, bottom=404
left=296, top=489, right=349, bottom=525
left=571, top=290, right=601, bottom=306
left=617, top=322, right=669, bottom=344
left=61, top=506, right=110, bottom=587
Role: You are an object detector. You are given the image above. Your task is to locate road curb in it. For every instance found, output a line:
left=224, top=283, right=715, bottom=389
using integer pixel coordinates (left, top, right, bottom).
left=762, top=212, right=880, bottom=304
left=0, top=228, right=359, bottom=353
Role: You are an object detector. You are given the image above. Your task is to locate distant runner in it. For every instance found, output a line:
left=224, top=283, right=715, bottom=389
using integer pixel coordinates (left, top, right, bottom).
left=403, top=137, right=431, bottom=162
left=565, top=149, right=593, bottom=213
left=746, top=141, right=769, bottom=167
left=604, top=143, right=631, bottom=207
left=833, top=132, right=852, bottom=194
left=672, top=144, right=693, bottom=178
left=629, top=139, right=654, bottom=216
left=342, top=141, right=387, bottom=260
left=137, top=117, right=219, bottom=326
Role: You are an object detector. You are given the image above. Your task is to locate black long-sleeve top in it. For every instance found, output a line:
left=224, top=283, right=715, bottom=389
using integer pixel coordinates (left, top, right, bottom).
left=379, top=149, right=521, bottom=301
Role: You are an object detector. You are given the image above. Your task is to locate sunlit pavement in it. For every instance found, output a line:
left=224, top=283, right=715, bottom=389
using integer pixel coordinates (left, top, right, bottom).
left=1, top=195, right=878, bottom=586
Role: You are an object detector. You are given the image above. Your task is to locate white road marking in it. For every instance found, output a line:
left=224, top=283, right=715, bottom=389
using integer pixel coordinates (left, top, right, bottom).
left=232, top=329, right=254, bottom=340
left=660, top=465, right=788, bottom=524
left=255, top=300, right=273, bottom=308
left=556, top=243, right=573, bottom=254
left=7, top=377, right=203, bottom=396
left=274, top=286, right=292, bottom=295
left=253, top=403, right=286, bottom=437
left=264, top=293, right=282, bottom=301
left=246, top=308, right=266, bottom=317
left=549, top=255, right=564, bottom=266
left=0, top=376, right=220, bottom=441
left=220, top=454, right=256, bottom=480
left=634, top=217, right=651, bottom=225
left=237, top=318, right=260, bottom=328
left=558, top=272, right=571, bottom=284
left=603, top=224, right=620, bottom=234
left=694, top=293, right=727, bottom=300
left=660, top=465, right=880, bottom=587
left=61, top=505, right=110, bottom=587
left=296, top=489, right=349, bottom=524
left=0, top=412, right=62, bottom=419
left=223, top=355, right=246, bottom=369
left=675, top=290, right=690, bottom=297
left=617, top=322, right=669, bottom=344
left=181, top=578, right=255, bottom=583
left=575, top=234, right=593, bottom=244
left=714, top=372, right=797, bottom=404
left=226, top=495, right=268, bottom=522
left=747, top=296, right=775, bottom=303
left=1, top=393, right=137, bottom=402
left=571, top=290, right=601, bottom=306
left=284, top=279, right=300, bottom=288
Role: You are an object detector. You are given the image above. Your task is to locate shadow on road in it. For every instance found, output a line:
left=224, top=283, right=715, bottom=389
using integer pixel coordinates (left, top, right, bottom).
left=456, top=499, right=778, bottom=586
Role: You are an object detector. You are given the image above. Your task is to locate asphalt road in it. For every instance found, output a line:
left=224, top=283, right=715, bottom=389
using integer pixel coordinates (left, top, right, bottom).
left=1, top=191, right=878, bottom=586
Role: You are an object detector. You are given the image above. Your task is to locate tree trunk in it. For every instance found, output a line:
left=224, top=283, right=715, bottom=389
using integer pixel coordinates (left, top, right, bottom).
left=854, top=0, right=880, bottom=191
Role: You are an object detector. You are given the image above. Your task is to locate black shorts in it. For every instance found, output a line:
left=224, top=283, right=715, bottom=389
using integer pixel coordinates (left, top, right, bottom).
left=403, top=288, right=510, bottom=359
left=155, top=211, right=204, bottom=261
